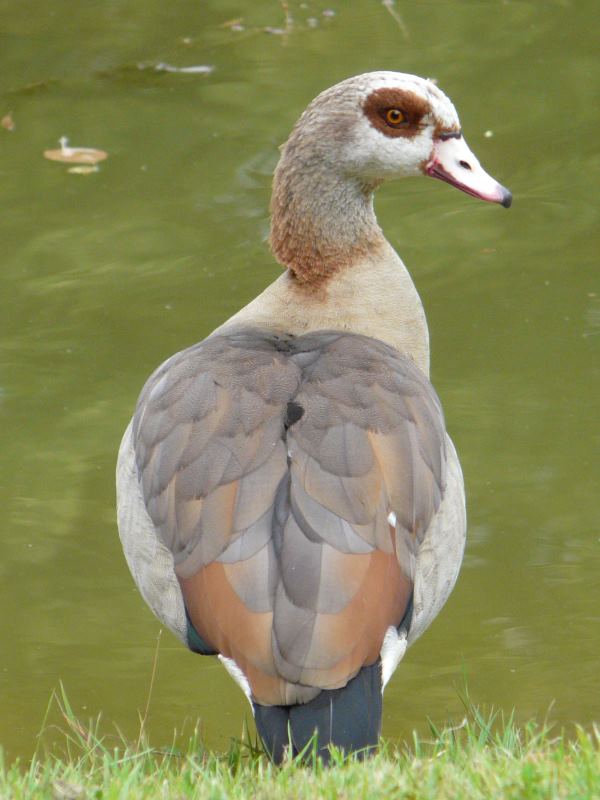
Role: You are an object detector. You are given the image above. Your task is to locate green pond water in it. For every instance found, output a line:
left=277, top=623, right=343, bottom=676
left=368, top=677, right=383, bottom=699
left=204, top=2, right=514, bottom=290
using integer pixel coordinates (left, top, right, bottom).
left=1, top=0, right=599, bottom=762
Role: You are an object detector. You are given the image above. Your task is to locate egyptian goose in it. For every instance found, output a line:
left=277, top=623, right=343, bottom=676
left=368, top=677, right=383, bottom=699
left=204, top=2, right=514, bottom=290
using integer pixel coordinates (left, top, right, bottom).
left=116, top=72, right=511, bottom=762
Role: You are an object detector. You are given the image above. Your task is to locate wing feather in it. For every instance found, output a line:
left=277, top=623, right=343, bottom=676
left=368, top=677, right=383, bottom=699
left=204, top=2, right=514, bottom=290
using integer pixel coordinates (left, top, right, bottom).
left=129, top=328, right=448, bottom=704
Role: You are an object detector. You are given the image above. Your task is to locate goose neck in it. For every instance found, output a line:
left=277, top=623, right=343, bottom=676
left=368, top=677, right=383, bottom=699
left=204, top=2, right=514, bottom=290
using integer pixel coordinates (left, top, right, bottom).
left=270, top=153, right=385, bottom=286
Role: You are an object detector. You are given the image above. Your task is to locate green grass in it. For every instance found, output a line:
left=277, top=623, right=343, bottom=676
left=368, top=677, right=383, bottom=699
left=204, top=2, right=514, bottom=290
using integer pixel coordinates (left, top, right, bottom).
left=1, top=687, right=599, bottom=799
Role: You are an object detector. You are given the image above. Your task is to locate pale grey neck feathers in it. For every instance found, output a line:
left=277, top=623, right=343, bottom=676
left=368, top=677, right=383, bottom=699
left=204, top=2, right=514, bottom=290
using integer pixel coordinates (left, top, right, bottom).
left=270, top=114, right=386, bottom=286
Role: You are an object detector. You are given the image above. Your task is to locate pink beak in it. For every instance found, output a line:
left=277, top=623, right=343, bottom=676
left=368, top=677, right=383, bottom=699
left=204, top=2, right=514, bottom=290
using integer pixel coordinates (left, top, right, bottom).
left=425, top=135, right=512, bottom=208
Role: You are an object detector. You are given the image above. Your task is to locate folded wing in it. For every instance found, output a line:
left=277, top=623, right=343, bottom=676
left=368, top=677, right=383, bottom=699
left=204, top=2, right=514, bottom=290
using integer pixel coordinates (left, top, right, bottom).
left=126, top=329, right=447, bottom=705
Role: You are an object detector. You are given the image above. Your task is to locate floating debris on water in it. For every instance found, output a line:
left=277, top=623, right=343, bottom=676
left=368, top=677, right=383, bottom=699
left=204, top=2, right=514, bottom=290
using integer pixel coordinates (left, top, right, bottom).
left=95, top=61, right=214, bottom=83
left=484, top=130, right=494, bottom=138
left=147, top=62, right=214, bottom=74
left=222, top=18, right=244, bottom=30
left=67, top=165, right=100, bottom=175
left=381, top=0, right=409, bottom=39
left=44, top=137, right=108, bottom=165
left=2, top=113, right=15, bottom=131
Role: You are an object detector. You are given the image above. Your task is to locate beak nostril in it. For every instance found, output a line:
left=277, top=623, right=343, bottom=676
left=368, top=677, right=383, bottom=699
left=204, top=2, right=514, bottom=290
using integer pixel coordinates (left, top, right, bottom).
left=459, top=160, right=472, bottom=171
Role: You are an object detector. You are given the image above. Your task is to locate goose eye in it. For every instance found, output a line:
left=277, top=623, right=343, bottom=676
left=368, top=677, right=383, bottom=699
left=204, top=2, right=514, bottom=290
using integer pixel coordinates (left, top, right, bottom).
left=385, top=108, right=406, bottom=126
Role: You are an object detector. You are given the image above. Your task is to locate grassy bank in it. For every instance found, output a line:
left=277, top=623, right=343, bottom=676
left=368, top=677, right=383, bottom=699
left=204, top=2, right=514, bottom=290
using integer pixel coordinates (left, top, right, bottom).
left=1, top=692, right=599, bottom=799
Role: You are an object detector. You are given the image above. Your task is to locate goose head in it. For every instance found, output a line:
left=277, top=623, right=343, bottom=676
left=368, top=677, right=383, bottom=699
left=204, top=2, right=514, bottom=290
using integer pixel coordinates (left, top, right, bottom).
left=270, top=72, right=511, bottom=283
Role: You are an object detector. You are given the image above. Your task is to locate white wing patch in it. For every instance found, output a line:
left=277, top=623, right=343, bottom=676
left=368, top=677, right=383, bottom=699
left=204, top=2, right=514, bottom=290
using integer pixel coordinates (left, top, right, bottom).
left=219, top=656, right=253, bottom=709
left=380, top=626, right=408, bottom=691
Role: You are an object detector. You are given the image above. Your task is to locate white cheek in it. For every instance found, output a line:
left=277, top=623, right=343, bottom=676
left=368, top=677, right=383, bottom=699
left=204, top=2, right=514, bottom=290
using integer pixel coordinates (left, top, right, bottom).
left=341, top=120, right=433, bottom=182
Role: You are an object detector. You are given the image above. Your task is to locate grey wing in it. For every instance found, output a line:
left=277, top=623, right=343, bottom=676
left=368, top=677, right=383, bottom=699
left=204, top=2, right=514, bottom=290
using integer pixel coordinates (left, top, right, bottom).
left=275, top=334, right=450, bottom=694
left=116, top=329, right=463, bottom=705
left=118, top=332, right=296, bottom=660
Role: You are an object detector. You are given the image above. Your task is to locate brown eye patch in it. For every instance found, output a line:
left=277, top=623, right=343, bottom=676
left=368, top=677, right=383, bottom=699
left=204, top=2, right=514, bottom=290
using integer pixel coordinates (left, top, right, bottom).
left=363, top=87, right=430, bottom=138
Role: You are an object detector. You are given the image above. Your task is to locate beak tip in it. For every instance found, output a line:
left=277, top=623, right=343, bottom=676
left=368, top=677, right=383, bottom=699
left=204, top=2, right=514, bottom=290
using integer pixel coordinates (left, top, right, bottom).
left=500, top=188, right=513, bottom=209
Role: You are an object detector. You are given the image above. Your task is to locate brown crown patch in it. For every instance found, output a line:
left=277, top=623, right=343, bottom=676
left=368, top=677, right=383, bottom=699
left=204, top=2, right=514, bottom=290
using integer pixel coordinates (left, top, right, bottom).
left=362, top=87, right=431, bottom=139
